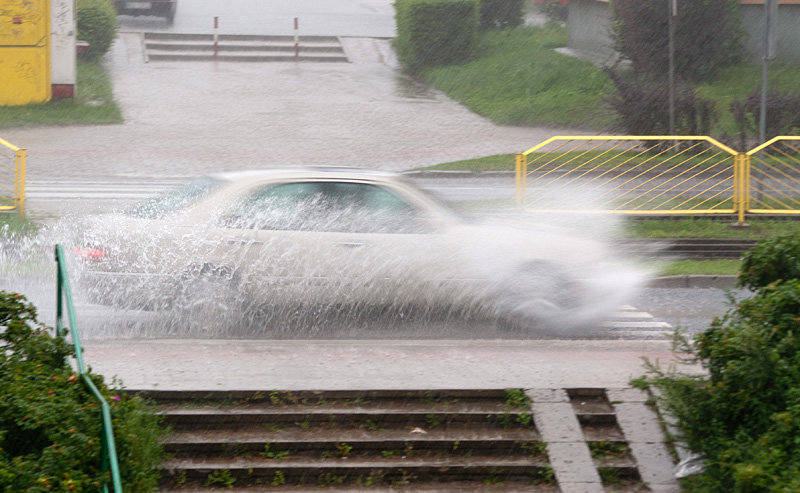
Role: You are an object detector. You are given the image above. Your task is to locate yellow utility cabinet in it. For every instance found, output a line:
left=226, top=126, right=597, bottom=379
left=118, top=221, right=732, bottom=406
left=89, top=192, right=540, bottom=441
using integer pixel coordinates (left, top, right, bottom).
left=0, top=0, right=51, bottom=105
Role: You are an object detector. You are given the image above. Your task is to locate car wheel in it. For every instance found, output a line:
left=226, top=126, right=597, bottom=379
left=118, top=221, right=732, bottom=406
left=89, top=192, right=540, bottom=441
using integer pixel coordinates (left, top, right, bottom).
left=495, top=261, right=582, bottom=332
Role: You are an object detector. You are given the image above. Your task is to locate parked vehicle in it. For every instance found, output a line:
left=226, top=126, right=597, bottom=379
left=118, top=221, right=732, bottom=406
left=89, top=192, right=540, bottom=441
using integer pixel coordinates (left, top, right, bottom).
left=114, top=0, right=176, bottom=23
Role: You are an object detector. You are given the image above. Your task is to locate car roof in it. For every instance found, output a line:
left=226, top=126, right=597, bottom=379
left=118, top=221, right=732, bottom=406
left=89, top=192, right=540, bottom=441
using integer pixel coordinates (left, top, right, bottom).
left=209, top=167, right=403, bottom=183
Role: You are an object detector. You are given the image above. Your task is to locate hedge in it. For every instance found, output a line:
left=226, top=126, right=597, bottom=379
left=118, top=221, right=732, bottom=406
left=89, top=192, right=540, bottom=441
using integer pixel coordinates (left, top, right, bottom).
left=77, top=0, right=118, bottom=61
left=395, top=0, right=479, bottom=73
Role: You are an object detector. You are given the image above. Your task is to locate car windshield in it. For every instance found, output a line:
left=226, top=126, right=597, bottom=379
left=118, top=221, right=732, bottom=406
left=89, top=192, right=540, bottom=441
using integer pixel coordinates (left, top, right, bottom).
left=221, top=181, right=431, bottom=233
left=126, top=176, right=224, bottom=219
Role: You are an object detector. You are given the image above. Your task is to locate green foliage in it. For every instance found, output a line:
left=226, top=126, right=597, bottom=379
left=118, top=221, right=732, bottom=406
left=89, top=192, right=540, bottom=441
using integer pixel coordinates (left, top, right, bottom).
left=394, top=0, right=478, bottom=73
left=611, top=0, right=743, bottom=83
left=77, top=0, right=118, bottom=61
left=478, top=0, right=523, bottom=30
left=739, top=234, right=800, bottom=290
left=422, top=25, right=614, bottom=127
left=604, top=69, right=715, bottom=135
left=730, top=91, right=800, bottom=149
left=0, top=292, right=165, bottom=492
left=643, top=270, right=800, bottom=489
left=504, top=388, right=531, bottom=408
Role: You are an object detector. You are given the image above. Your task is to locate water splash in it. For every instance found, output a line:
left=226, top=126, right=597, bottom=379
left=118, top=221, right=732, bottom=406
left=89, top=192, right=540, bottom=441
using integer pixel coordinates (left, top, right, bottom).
left=0, top=184, right=649, bottom=339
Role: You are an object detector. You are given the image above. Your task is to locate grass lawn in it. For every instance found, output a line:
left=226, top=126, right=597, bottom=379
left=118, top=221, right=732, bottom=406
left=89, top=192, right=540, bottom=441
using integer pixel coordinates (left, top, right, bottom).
left=421, top=25, right=800, bottom=144
left=0, top=60, right=122, bottom=128
left=421, top=26, right=615, bottom=128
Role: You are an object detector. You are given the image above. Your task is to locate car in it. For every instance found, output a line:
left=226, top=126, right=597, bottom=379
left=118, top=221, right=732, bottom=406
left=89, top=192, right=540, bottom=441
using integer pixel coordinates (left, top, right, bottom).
left=114, top=0, right=177, bottom=24
left=74, top=167, right=642, bottom=332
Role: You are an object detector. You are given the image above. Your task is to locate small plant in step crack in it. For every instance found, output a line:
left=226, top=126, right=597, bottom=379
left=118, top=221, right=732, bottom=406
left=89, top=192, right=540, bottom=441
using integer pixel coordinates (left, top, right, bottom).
left=271, top=470, right=286, bottom=486
left=521, top=441, right=548, bottom=458
left=598, top=467, right=623, bottom=485
left=516, top=411, right=533, bottom=427
left=426, top=413, right=441, bottom=428
left=364, top=419, right=384, bottom=432
left=505, top=388, right=531, bottom=408
left=318, top=473, right=345, bottom=486
left=588, top=442, right=629, bottom=459
left=260, top=443, right=289, bottom=459
left=483, top=470, right=506, bottom=485
left=295, top=418, right=312, bottom=430
left=381, top=449, right=400, bottom=459
left=531, top=465, right=556, bottom=485
left=205, top=469, right=236, bottom=488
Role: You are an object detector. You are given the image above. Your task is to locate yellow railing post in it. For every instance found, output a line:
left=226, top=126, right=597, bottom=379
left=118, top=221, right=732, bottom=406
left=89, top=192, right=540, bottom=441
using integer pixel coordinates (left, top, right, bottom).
left=515, top=153, right=525, bottom=207
left=17, top=148, right=26, bottom=217
left=733, top=153, right=747, bottom=225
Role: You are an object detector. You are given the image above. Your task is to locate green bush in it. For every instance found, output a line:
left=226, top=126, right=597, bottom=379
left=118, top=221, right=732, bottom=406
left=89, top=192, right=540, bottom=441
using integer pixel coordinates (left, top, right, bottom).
left=394, top=0, right=479, bottom=73
left=641, top=235, right=800, bottom=491
left=0, top=292, right=165, bottom=491
left=478, top=0, right=523, bottom=30
left=77, top=0, right=118, bottom=61
left=739, top=233, right=800, bottom=290
left=611, top=0, right=743, bottom=82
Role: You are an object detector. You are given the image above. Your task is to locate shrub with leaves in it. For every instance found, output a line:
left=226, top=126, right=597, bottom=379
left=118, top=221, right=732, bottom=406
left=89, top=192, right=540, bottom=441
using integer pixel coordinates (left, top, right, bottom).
left=611, top=0, right=743, bottom=82
left=730, top=91, right=800, bottom=148
left=739, top=234, right=800, bottom=291
left=394, top=0, right=478, bottom=73
left=0, top=291, right=165, bottom=491
left=77, top=0, right=118, bottom=61
left=642, top=235, right=800, bottom=491
left=604, top=69, right=715, bottom=136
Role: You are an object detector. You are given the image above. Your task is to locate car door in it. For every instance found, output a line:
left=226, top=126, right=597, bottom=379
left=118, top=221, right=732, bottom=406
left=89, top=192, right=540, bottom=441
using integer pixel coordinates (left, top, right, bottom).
left=219, top=179, right=444, bottom=308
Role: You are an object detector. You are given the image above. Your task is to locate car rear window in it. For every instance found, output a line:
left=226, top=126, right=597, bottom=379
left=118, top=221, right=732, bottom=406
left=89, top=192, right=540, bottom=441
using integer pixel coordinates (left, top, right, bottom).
left=126, top=177, right=224, bottom=219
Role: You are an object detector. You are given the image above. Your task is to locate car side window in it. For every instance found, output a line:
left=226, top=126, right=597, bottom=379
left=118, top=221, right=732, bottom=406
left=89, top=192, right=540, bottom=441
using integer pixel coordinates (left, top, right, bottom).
left=220, top=181, right=431, bottom=233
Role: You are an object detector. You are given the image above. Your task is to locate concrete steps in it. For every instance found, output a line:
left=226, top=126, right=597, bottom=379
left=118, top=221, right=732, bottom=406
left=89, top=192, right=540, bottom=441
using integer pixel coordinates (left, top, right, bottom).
left=137, top=388, right=677, bottom=491
left=143, top=32, right=348, bottom=62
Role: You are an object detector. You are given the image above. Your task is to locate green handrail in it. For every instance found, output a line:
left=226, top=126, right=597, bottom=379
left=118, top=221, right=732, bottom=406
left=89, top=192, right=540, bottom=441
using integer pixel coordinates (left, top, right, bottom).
left=55, top=244, right=123, bottom=492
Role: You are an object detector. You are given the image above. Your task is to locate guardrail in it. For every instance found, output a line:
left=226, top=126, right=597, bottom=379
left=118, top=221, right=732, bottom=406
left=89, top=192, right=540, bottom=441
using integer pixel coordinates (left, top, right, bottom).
left=0, top=136, right=26, bottom=216
left=516, top=136, right=800, bottom=224
left=55, top=244, right=123, bottom=492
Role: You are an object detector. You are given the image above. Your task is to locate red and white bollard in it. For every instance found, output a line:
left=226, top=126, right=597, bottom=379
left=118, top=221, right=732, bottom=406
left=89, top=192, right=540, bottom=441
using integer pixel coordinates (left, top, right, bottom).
left=213, top=16, right=219, bottom=58
left=294, top=17, right=299, bottom=61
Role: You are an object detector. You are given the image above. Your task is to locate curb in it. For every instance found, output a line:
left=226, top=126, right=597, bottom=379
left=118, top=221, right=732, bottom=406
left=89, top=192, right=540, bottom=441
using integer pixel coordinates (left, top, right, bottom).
left=647, top=275, right=738, bottom=289
left=402, top=170, right=515, bottom=178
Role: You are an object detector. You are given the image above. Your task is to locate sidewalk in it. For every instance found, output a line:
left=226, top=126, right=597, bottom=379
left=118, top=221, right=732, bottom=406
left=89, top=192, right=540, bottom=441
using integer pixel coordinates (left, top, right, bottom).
left=83, top=338, right=698, bottom=391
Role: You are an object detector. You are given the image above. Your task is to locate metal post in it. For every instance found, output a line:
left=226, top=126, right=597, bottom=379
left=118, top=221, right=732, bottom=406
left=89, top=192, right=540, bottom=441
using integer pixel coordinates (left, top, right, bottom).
left=294, top=17, right=299, bottom=61
left=214, top=16, right=219, bottom=59
left=667, top=0, right=676, bottom=136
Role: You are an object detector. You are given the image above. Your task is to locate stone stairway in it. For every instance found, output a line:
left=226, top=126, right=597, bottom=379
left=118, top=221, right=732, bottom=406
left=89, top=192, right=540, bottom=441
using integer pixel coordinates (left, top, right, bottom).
left=138, top=388, right=678, bottom=491
left=143, top=33, right=348, bottom=62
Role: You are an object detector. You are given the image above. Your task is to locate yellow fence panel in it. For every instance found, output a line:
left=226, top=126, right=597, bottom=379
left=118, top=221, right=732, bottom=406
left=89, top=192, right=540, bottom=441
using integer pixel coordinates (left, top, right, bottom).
left=745, top=137, right=800, bottom=215
left=0, top=136, right=26, bottom=216
left=516, top=136, right=739, bottom=216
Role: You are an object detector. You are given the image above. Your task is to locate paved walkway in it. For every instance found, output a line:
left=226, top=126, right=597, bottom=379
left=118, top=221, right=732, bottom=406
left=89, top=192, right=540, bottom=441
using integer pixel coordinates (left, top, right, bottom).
left=4, top=34, right=584, bottom=182
left=83, top=339, right=697, bottom=391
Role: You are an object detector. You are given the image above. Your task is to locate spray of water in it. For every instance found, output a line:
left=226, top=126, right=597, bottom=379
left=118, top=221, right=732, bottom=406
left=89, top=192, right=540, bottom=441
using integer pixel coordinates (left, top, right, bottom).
left=0, top=180, right=650, bottom=339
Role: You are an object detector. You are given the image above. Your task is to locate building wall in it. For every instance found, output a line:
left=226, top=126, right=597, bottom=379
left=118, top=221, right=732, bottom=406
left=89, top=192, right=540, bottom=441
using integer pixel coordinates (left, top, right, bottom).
left=567, top=0, right=617, bottom=63
left=567, top=0, right=800, bottom=65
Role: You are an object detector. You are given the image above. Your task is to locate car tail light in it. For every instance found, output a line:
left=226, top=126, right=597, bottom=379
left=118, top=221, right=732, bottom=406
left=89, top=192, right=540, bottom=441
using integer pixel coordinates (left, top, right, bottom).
left=75, top=246, right=107, bottom=261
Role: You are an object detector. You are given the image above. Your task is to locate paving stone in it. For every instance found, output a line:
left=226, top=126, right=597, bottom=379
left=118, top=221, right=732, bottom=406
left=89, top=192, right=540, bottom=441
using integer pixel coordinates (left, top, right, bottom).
left=556, top=481, right=605, bottom=493
left=627, top=441, right=681, bottom=487
left=531, top=402, right=584, bottom=442
left=613, top=403, right=668, bottom=443
left=525, top=388, right=569, bottom=403
left=606, top=387, right=650, bottom=403
left=546, top=442, right=602, bottom=485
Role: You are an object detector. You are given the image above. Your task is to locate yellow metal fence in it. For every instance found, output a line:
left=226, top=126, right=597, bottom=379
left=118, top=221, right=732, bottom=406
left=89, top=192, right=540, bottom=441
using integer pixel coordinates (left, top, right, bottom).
left=516, top=136, right=800, bottom=224
left=0, top=137, right=26, bottom=217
